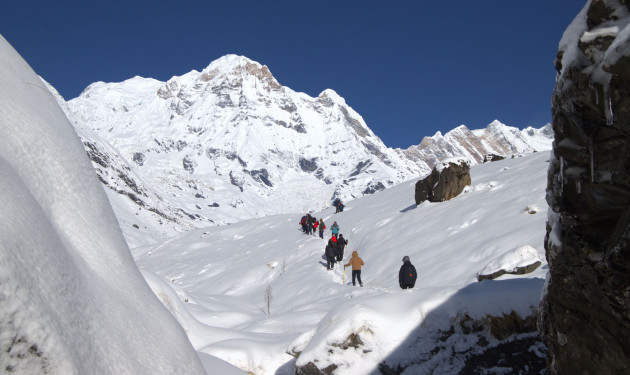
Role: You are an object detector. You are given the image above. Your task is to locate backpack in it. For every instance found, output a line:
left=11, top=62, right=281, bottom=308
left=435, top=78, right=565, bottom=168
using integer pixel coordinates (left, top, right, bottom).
left=409, top=266, right=417, bottom=283
left=403, top=264, right=417, bottom=285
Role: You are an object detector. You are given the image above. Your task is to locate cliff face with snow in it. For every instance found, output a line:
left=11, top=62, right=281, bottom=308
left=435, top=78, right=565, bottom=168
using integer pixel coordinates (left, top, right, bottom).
left=541, top=1, right=630, bottom=374
left=56, top=55, right=552, bottom=246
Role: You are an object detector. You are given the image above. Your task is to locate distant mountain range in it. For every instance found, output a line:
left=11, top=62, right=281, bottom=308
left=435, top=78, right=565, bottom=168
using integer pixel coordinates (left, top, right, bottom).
left=45, top=55, right=552, bottom=246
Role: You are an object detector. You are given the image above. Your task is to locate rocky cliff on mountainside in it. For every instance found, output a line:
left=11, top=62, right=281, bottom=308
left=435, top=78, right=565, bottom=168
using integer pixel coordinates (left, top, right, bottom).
left=541, top=1, right=630, bottom=373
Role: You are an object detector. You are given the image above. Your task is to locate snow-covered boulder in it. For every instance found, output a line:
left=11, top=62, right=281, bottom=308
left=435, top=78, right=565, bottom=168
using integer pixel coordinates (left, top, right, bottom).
left=477, top=245, right=542, bottom=281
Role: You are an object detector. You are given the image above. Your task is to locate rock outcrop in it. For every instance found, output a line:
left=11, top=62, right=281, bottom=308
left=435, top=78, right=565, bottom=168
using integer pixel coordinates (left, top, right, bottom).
left=415, top=158, right=471, bottom=204
left=483, top=153, right=505, bottom=163
left=541, top=1, right=630, bottom=374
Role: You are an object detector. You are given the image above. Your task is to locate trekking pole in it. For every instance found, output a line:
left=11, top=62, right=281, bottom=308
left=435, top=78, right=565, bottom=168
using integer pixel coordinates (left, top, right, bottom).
left=343, top=266, right=345, bottom=285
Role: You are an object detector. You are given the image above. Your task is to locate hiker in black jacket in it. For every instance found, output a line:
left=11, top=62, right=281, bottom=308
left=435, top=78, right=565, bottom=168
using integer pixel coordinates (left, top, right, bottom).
left=399, top=256, right=418, bottom=289
left=336, top=234, right=347, bottom=262
left=325, top=238, right=337, bottom=270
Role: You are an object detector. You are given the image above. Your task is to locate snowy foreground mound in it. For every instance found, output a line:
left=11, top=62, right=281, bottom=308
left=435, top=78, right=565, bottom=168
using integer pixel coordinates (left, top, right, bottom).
left=0, top=35, right=217, bottom=374
left=134, top=152, right=550, bottom=374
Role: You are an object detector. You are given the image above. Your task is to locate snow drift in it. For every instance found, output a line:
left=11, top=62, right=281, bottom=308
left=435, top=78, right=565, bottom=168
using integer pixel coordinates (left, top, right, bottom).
left=0, top=34, right=207, bottom=374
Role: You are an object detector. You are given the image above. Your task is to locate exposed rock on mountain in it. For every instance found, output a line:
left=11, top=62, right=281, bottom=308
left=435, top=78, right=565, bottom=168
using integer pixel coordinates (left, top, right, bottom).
left=483, top=153, right=505, bottom=163
left=53, top=55, right=553, bottom=246
left=415, top=158, right=471, bottom=204
left=541, top=1, right=630, bottom=373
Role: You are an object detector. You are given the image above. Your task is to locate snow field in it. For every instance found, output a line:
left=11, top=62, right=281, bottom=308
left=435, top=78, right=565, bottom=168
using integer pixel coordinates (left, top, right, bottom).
left=134, top=151, right=551, bottom=374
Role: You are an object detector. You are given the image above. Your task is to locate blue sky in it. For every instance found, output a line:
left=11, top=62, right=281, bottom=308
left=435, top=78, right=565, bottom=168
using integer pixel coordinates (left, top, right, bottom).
left=1, top=0, right=585, bottom=148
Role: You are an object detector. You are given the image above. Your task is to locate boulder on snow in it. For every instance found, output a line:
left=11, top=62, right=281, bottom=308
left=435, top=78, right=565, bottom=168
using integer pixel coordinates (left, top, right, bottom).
left=483, top=153, right=505, bottom=163
left=541, top=2, right=630, bottom=374
left=415, top=157, right=471, bottom=205
left=477, top=245, right=542, bottom=281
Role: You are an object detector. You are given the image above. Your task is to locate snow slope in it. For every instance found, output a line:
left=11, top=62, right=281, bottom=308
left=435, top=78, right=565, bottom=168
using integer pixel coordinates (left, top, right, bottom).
left=131, top=151, right=551, bottom=374
left=0, top=34, right=232, bottom=374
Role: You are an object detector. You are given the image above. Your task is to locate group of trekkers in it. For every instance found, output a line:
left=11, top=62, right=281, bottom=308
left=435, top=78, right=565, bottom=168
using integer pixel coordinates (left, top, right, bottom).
left=298, top=201, right=418, bottom=289
left=300, top=214, right=335, bottom=239
left=332, top=198, right=345, bottom=213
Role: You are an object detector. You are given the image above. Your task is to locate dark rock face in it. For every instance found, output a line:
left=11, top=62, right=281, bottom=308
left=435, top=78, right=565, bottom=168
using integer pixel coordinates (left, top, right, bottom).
left=132, top=152, right=145, bottom=166
left=415, top=159, right=471, bottom=205
left=182, top=155, right=196, bottom=174
left=247, top=168, right=273, bottom=187
left=363, top=181, right=385, bottom=195
left=377, top=311, right=545, bottom=375
left=299, top=157, right=318, bottom=172
left=483, top=153, right=505, bottom=163
left=541, top=1, right=630, bottom=374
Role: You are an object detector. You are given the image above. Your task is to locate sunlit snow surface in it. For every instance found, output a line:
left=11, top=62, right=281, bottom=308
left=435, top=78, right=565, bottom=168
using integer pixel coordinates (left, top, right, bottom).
left=133, top=151, right=550, bottom=374
left=0, top=34, right=213, bottom=374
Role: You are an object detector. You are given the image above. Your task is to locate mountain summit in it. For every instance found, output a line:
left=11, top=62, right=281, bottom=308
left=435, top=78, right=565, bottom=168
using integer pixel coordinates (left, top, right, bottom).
left=58, top=55, right=552, bottom=246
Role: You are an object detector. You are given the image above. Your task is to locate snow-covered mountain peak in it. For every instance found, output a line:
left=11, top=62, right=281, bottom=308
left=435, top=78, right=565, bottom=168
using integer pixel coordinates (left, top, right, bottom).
left=57, top=54, right=553, bottom=247
left=318, top=88, right=347, bottom=105
left=447, top=124, right=472, bottom=136
left=204, top=54, right=258, bottom=71
left=487, top=119, right=507, bottom=129
left=78, top=76, right=162, bottom=99
left=196, top=54, right=281, bottom=90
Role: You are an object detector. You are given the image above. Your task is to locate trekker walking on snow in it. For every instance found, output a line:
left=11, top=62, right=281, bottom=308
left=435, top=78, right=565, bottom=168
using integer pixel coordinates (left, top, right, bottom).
left=300, top=215, right=307, bottom=233
left=308, top=217, right=315, bottom=235
left=318, top=218, right=326, bottom=239
left=399, top=256, right=418, bottom=289
left=331, top=221, right=340, bottom=238
left=335, top=234, right=347, bottom=262
left=344, top=251, right=364, bottom=287
left=325, top=238, right=337, bottom=270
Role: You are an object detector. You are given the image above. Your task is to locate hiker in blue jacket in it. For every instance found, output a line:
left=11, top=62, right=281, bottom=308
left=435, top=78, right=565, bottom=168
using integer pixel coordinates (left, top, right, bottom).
left=331, top=221, right=339, bottom=238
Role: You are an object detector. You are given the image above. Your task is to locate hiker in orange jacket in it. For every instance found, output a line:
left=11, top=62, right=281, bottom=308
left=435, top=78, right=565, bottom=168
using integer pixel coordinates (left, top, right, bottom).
left=344, top=250, right=364, bottom=287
